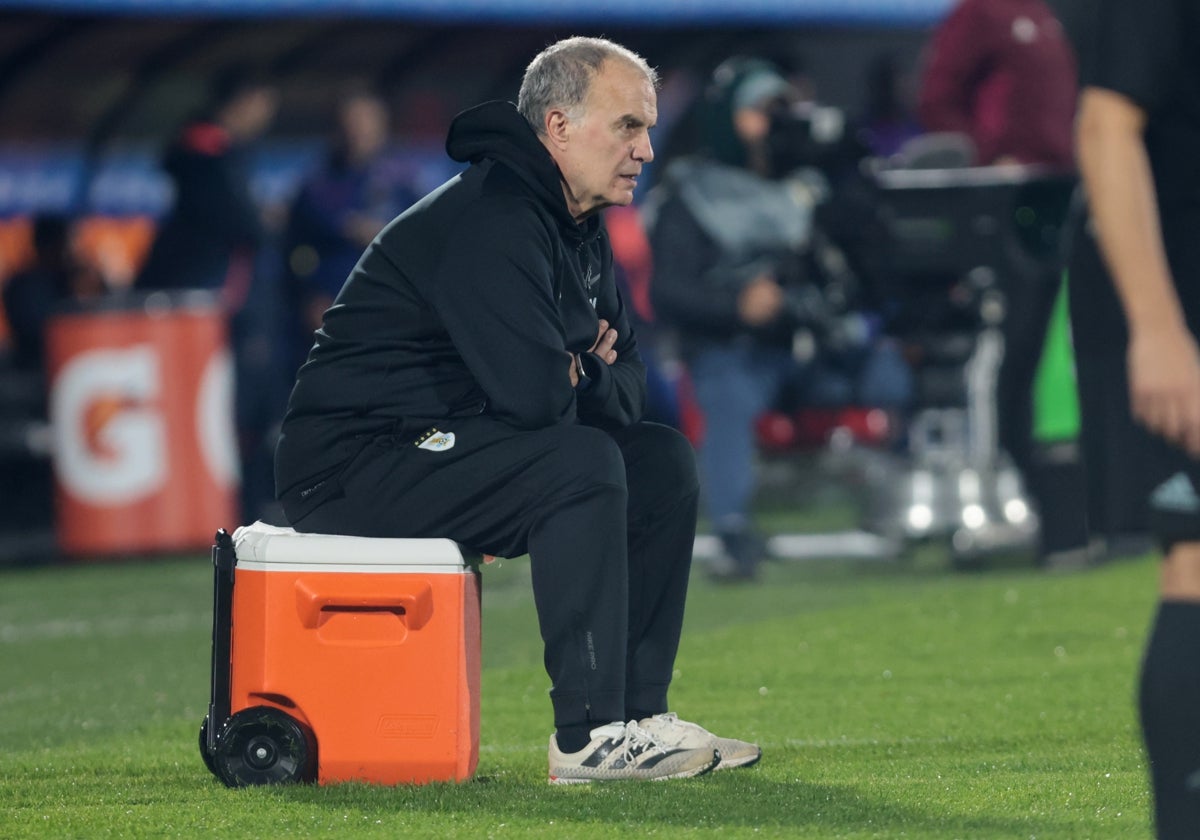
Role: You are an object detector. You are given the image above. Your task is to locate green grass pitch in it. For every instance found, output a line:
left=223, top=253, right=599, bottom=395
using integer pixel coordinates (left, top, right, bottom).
left=0, top=539, right=1159, bottom=838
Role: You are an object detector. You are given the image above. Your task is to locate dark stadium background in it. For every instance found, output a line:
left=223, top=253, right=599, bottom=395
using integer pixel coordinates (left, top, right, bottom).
left=0, top=0, right=1083, bottom=563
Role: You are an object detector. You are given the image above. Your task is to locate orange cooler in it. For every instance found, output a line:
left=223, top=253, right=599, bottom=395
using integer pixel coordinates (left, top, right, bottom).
left=203, top=521, right=481, bottom=787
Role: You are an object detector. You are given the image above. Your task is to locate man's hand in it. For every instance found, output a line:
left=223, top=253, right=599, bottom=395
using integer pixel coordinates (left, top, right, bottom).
left=1077, top=87, right=1200, bottom=454
left=590, top=319, right=618, bottom=364
left=1129, top=325, right=1200, bottom=456
left=738, top=275, right=785, bottom=327
left=568, top=320, right=618, bottom=386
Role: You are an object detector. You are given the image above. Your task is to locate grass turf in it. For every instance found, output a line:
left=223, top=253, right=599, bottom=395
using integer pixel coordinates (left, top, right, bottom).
left=0, top=534, right=1160, bottom=838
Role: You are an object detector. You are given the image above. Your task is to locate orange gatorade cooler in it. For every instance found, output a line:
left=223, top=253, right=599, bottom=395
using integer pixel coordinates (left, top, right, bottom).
left=200, top=521, right=481, bottom=787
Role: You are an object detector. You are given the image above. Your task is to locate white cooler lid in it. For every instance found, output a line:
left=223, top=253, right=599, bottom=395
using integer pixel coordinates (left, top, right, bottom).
left=232, top=520, right=469, bottom=574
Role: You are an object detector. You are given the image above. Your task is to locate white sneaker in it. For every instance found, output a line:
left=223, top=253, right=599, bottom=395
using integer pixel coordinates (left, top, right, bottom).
left=548, top=720, right=720, bottom=784
left=637, top=712, right=762, bottom=770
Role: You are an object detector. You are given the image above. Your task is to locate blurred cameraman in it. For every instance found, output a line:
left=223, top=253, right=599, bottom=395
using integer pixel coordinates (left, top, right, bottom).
left=648, top=58, right=911, bottom=581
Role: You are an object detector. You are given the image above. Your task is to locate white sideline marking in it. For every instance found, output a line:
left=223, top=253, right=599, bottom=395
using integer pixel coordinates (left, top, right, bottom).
left=694, top=531, right=898, bottom=562
left=0, top=611, right=209, bottom=644
left=783, top=735, right=957, bottom=749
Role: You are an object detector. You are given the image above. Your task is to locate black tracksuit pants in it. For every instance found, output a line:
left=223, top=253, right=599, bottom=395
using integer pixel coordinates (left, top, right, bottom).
left=279, top=418, right=700, bottom=732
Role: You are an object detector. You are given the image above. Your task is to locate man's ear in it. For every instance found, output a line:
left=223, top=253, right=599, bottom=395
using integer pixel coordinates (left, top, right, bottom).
left=544, top=108, right=571, bottom=150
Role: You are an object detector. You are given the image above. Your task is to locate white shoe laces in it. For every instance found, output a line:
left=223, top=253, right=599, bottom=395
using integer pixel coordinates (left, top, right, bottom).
left=618, top=720, right=665, bottom=764
left=644, top=712, right=706, bottom=743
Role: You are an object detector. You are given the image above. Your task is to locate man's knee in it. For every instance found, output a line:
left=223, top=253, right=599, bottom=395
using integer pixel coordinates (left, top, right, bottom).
left=621, top=423, right=700, bottom=500
left=547, top=424, right=628, bottom=493
left=1150, top=470, right=1200, bottom=599
left=1161, top=543, right=1200, bottom=600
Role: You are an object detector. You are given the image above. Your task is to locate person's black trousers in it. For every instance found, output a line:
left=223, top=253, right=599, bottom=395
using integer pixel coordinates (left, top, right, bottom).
left=279, top=418, right=700, bottom=732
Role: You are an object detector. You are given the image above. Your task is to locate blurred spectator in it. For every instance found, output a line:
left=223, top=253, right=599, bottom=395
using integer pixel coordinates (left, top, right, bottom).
left=857, top=52, right=924, bottom=159
left=0, top=213, right=105, bottom=551
left=136, top=65, right=279, bottom=300
left=2, top=214, right=105, bottom=374
left=648, top=57, right=911, bottom=581
left=917, top=0, right=1082, bottom=556
left=604, top=204, right=680, bottom=429
left=917, top=0, right=1077, bottom=167
left=283, top=87, right=421, bottom=340
left=136, top=66, right=283, bottom=523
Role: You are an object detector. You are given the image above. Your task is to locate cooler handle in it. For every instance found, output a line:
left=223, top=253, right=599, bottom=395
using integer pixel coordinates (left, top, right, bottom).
left=294, top=579, right=434, bottom=630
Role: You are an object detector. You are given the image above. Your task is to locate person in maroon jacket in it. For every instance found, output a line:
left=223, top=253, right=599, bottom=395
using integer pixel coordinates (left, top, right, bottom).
left=917, top=0, right=1077, bottom=167
left=915, top=0, right=1083, bottom=568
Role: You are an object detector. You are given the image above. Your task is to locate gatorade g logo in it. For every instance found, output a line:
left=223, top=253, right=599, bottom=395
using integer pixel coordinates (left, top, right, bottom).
left=51, top=345, right=167, bottom=505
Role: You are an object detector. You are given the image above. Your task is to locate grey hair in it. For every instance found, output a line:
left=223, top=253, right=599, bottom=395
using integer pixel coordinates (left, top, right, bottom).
left=517, top=36, right=658, bottom=135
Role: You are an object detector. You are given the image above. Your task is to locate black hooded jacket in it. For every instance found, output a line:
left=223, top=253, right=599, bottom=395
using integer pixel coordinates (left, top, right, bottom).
left=276, top=101, right=646, bottom=492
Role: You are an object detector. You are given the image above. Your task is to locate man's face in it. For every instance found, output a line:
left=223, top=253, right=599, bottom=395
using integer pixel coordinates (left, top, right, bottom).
left=553, top=60, right=657, bottom=219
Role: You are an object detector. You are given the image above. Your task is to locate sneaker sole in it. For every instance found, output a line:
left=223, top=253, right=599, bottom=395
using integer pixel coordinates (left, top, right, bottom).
left=714, top=750, right=762, bottom=771
left=548, top=750, right=720, bottom=784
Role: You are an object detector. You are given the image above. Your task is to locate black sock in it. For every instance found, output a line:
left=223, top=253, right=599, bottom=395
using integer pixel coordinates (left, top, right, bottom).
left=627, top=708, right=661, bottom=724
left=555, top=724, right=595, bottom=754
left=1140, top=601, right=1200, bottom=839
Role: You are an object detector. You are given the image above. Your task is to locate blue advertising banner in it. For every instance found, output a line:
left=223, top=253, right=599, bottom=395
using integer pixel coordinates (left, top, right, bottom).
left=0, top=0, right=951, bottom=26
left=0, top=141, right=458, bottom=217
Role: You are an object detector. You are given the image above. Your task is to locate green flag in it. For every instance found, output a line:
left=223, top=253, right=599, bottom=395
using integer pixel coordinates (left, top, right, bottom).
left=1032, top=274, right=1081, bottom=442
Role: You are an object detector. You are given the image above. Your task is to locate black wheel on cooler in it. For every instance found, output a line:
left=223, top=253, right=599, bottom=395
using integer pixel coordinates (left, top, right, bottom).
left=198, top=715, right=219, bottom=778
left=214, top=706, right=316, bottom=787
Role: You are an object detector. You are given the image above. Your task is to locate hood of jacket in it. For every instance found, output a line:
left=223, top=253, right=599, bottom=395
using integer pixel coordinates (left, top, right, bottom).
left=445, top=100, right=600, bottom=244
